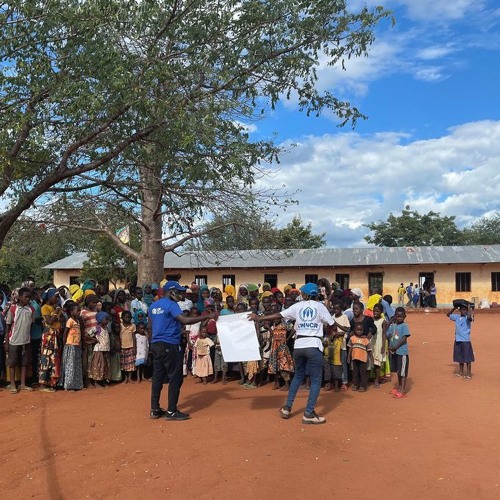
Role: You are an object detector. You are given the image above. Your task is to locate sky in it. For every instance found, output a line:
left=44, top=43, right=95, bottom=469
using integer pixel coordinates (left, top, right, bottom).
left=250, top=0, right=500, bottom=248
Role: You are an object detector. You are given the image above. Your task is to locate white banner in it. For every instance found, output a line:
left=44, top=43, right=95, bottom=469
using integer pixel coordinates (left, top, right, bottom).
left=216, top=312, right=261, bottom=362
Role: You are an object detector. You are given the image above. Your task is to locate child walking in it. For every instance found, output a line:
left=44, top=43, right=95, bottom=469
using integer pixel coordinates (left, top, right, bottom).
left=135, top=323, right=148, bottom=383
left=447, top=302, right=474, bottom=379
left=387, top=307, right=411, bottom=398
left=194, top=327, right=214, bottom=384
left=61, top=304, right=84, bottom=391
left=120, top=310, right=136, bottom=383
left=347, top=322, right=373, bottom=392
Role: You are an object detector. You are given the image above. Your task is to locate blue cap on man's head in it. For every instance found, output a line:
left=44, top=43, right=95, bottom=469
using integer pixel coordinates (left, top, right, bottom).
left=163, top=280, right=186, bottom=292
left=300, top=283, right=318, bottom=296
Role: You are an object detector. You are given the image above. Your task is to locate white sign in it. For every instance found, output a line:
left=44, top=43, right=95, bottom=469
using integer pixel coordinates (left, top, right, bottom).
left=216, top=312, right=261, bottom=362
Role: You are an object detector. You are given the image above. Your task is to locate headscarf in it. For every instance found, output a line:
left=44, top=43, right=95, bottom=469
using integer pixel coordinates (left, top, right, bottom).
left=133, top=310, right=148, bottom=326
left=247, top=283, right=259, bottom=293
left=81, top=279, right=95, bottom=292
left=237, top=284, right=249, bottom=304
left=366, top=293, right=382, bottom=312
left=261, top=291, right=274, bottom=299
left=283, top=285, right=292, bottom=295
left=197, top=284, right=209, bottom=312
left=270, top=287, right=281, bottom=294
left=224, top=284, right=236, bottom=298
left=96, top=311, right=110, bottom=325
left=84, top=289, right=96, bottom=298
left=142, top=284, right=155, bottom=307
left=351, top=288, right=364, bottom=301
left=21, top=279, right=35, bottom=288
left=43, top=288, right=59, bottom=301
left=85, top=293, right=98, bottom=305
left=220, top=308, right=233, bottom=316
left=69, top=284, right=84, bottom=303
left=204, top=298, right=215, bottom=307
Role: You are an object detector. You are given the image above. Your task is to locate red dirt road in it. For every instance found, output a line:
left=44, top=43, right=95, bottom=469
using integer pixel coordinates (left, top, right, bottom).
left=1, top=313, right=499, bottom=499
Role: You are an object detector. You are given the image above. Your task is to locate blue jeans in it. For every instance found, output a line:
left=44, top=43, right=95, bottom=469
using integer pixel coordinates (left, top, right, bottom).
left=341, top=349, right=349, bottom=384
left=286, top=347, right=323, bottom=415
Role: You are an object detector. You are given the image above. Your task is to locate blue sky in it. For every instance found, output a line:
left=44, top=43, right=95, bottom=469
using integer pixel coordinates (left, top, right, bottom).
left=251, top=0, right=500, bottom=247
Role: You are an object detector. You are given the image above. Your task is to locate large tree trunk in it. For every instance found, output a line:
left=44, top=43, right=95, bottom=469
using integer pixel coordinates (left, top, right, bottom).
left=137, top=164, right=165, bottom=285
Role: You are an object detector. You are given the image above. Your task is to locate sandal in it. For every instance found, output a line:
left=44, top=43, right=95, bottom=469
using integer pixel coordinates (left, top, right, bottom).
left=452, top=373, right=463, bottom=378
left=463, top=375, right=472, bottom=380
left=340, top=384, right=348, bottom=392
left=19, top=385, right=34, bottom=392
left=393, top=391, right=407, bottom=399
left=390, top=388, right=399, bottom=395
left=9, top=387, right=18, bottom=394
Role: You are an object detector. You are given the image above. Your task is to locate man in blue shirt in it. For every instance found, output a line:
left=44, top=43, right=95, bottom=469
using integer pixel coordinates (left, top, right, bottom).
left=148, top=281, right=216, bottom=421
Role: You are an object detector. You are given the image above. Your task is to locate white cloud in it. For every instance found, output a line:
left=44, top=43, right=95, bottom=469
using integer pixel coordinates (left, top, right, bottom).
left=416, top=45, right=457, bottom=60
left=261, top=120, right=500, bottom=247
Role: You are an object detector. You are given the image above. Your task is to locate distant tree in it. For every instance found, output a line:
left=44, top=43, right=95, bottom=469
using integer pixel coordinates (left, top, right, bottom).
left=80, top=233, right=139, bottom=288
left=189, top=212, right=325, bottom=250
left=0, top=220, right=93, bottom=287
left=462, top=212, right=500, bottom=245
left=277, top=216, right=326, bottom=249
left=364, top=206, right=462, bottom=247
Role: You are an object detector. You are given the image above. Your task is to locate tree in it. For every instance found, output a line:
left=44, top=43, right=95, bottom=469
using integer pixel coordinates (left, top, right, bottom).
left=188, top=212, right=325, bottom=250
left=6, top=1, right=392, bottom=282
left=277, top=216, right=326, bottom=249
left=364, top=206, right=462, bottom=247
left=80, top=234, right=139, bottom=288
left=0, top=220, right=94, bottom=288
left=462, top=212, right=500, bottom=245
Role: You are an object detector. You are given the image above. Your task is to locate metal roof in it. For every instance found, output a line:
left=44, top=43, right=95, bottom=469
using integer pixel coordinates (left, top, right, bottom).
left=44, top=252, right=89, bottom=269
left=163, top=245, right=500, bottom=269
left=44, top=245, right=500, bottom=270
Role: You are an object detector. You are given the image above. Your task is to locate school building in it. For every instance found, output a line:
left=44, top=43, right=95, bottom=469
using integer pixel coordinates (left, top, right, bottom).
left=45, top=245, right=500, bottom=306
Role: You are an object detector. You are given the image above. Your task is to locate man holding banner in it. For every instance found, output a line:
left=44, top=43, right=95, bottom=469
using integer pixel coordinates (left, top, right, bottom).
left=249, top=283, right=334, bottom=425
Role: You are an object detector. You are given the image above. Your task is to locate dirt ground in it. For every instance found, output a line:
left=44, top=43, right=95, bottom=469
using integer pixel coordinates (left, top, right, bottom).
left=1, top=312, right=499, bottom=499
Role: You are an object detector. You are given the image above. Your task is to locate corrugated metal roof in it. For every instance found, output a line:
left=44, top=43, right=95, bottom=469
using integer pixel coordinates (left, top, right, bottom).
left=44, top=245, right=500, bottom=270
left=44, top=252, right=89, bottom=269
left=163, top=245, right=500, bottom=269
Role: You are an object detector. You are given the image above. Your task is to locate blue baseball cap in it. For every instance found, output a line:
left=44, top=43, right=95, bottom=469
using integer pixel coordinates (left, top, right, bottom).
left=300, top=283, right=318, bottom=296
left=163, top=280, right=186, bottom=292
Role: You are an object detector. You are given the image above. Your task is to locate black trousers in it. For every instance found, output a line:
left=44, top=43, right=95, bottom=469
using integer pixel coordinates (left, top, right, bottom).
left=150, top=342, right=184, bottom=413
left=352, top=359, right=368, bottom=389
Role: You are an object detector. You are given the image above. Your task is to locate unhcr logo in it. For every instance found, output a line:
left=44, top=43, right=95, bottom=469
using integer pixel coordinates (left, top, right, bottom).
left=299, top=306, right=317, bottom=322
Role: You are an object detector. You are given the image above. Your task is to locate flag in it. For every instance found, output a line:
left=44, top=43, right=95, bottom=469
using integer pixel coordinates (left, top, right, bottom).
left=116, top=225, right=130, bottom=244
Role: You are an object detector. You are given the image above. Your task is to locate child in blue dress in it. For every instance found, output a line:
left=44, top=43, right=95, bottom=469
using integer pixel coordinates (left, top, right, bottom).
left=447, top=302, right=474, bottom=379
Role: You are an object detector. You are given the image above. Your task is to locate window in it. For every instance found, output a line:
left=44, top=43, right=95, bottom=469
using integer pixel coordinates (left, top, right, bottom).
left=194, top=275, right=208, bottom=286
left=335, top=273, right=349, bottom=290
left=304, top=274, right=318, bottom=284
left=368, top=273, right=383, bottom=295
left=455, top=272, right=471, bottom=292
left=491, top=272, right=500, bottom=292
left=222, top=274, right=235, bottom=290
left=263, top=273, right=278, bottom=288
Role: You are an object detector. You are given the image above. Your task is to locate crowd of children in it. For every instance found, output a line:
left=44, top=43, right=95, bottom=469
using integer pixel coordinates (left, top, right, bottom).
left=0, top=276, right=474, bottom=400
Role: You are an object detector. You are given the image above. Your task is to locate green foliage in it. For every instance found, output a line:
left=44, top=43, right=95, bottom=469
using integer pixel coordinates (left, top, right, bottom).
left=364, top=206, right=462, bottom=247
left=80, top=230, right=140, bottom=286
left=190, top=212, right=325, bottom=250
left=1, top=0, right=392, bottom=250
left=0, top=221, right=93, bottom=288
left=462, top=212, right=500, bottom=245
